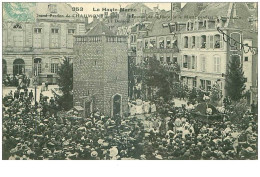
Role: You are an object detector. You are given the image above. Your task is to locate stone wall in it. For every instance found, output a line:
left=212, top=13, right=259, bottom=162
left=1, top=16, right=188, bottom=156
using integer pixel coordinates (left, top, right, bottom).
left=73, top=39, right=128, bottom=116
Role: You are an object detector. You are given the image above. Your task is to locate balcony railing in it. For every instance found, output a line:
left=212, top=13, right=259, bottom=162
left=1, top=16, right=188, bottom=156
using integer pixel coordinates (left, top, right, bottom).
left=143, top=47, right=179, bottom=53
left=74, top=35, right=127, bottom=43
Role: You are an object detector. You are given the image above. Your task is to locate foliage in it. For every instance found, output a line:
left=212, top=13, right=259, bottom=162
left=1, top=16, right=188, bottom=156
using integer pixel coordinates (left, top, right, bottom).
left=57, top=57, right=73, bottom=111
left=223, top=96, right=232, bottom=109
left=143, top=55, right=178, bottom=102
left=197, top=88, right=209, bottom=102
left=227, top=99, right=249, bottom=126
left=128, top=56, right=135, bottom=99
left=210, top=82, right=222, bottom=106
left=188, top=87, right=198, bottom=102
left=225, top=56, right=246, bottom=101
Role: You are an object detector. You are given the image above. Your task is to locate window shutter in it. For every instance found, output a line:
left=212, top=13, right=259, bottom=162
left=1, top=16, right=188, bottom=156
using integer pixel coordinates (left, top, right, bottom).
left=201, top=58, right=203, bottom=71
left=210, top=36, right=213, bottom=48
left=195, top=56, right=197, bottom=70
left=220, top=35, right=223, bottom=49
left=188, top=37, right=191, bottom=49
left=214, top=57, right=216, bottom=72
left=196, top=36, right=200, bottom=48
left=188, top=56, right=191, bottom=69
left=206, top=36, right=209, bottom=49
left=218, top=57, right=221, bottom=72
left=180, top=55, right=183, bottom=68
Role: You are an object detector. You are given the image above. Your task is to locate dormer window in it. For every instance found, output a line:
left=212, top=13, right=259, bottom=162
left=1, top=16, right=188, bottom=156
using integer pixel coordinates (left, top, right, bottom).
left=48, top=4, right=57, bottom=13
left=187, top=22, right=190, bottom=31
left=159, top=38, right=165, bottom=49
left=203, top=20, right=207, bottom=27
left=190, top=22, right=194, bottom=31
left=13, top=24, right=22, bottom=29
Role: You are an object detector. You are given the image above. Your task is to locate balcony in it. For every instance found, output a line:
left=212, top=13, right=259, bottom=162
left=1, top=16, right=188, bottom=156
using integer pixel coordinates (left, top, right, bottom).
left=143, top=47, right=178, bottom=53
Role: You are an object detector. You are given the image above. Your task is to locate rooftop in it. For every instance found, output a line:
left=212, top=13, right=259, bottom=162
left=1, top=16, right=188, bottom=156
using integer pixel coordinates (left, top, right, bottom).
left=85, top=21, right=115, bottom=36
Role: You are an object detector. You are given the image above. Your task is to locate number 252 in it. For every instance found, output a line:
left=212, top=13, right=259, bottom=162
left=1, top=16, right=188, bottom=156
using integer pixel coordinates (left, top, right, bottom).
left=72, top=7, right=83, bottom=11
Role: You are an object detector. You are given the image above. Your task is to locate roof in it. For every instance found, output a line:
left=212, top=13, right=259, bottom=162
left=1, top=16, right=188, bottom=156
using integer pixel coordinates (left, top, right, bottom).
left=125, top=3, right=152, bottom=12
left=177, top=2, right=209, bottom=21
left=227, top=3, right=254, bottom=29
left=147, top=18, right=172, bottom=37
left=197, top=3, right=230, bottom=17
left=86, top=21, right=115, bottom=36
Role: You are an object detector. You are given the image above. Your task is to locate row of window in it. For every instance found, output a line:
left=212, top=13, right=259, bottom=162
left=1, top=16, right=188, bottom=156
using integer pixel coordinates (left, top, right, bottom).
left=159, top=56, right=178, bottom=64
left=34, top=28, right=75, bottom=34
left=186, top=19, right=221, bottom=31
left=183, top=32, right=241, bottom=51
left=34, top=63, right=58, bottom=75
left=182, top=55, right=221, bottom=73
left=183, top=77, right=213, bottom=92
left=139, top=38, right=177, bottom=50
left=2, top=62, right=59, bottom=76
left=34, top=63, right=59, bottom=75
left=183, top=34, right=223, bottom=49
left=14, top=24, right=76, bottom=35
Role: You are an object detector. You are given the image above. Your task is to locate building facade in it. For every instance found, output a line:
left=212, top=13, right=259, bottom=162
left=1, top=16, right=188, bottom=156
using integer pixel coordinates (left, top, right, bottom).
left=176, top=2, right=257, bottom=102
left=2, top=3, right=86, bottom=84
left=73, top=22, right=128, bottom=117
left=129, top=2, right=257, bottom=103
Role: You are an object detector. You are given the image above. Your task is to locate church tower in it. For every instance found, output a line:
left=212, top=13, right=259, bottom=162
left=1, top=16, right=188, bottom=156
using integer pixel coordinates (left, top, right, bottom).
left=73, top=21, right=128, bottom=117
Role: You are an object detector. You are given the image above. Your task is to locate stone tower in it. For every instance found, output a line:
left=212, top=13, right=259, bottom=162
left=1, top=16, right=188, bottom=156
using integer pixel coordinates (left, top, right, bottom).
left=73, top=21, right=128, bottom=117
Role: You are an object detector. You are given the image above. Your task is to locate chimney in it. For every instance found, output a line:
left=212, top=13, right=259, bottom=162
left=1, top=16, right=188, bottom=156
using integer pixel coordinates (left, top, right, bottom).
left=197, top=3, right=207, bottom=11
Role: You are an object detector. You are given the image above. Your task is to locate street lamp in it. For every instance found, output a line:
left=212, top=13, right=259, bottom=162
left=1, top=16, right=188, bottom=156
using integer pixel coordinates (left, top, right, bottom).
left=33, top=76, right=38, bottom=104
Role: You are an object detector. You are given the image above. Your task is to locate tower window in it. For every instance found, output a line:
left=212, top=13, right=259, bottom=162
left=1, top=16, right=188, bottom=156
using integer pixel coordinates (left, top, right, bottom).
left=244, top=57, right=248, bottom=61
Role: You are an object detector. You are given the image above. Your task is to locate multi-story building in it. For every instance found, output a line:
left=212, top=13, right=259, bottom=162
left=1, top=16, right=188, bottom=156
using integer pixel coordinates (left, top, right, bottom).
left=174, top=2, right=257, bottom=103
left=73, top=21, right=128, bottom=117
left=2, top=3, right=86, bottom=84
left=131, top=2, right=257, bottom=103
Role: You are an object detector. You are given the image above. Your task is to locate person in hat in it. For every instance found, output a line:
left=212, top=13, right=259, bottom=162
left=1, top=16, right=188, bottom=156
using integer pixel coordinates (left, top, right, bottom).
left=29, top=90, right=33, bottom=101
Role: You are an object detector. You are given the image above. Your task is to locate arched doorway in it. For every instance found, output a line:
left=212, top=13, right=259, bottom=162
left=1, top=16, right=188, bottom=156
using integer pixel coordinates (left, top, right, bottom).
left=112, top=94, right=122, bottom=117
left=2, top=59, right=7, bottom=75
left=13, top=59, right=25, bottom=76
left=34, top=58, right=42, bottom=76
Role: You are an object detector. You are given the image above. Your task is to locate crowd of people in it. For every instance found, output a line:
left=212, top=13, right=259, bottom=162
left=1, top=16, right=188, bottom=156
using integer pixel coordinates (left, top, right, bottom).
left=2, top=85, right=258, bottom=160
left=3, top=74, right=31, bottom=88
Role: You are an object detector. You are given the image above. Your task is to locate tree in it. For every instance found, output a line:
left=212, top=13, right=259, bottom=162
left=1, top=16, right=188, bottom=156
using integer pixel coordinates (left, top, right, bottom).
left=143, top=55, right=175, bottom=102
left=128, top=56, right=135, bottom=99
left=225, top=56, right=246, bottom=101
left=210, top=82, right=222, bottom=106
left=188, top=87, right=198, bottom=103
left=228, top=99, right=248, bottom=127
left=57, top=57, right=73, bottom=111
